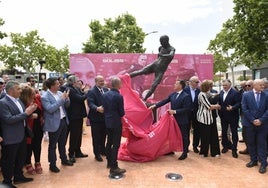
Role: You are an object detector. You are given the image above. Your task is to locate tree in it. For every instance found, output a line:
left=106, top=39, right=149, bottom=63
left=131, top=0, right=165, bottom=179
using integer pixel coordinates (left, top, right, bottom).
left=83, top=13, right=146, bottom=53
left=207, top=0, right=268, bottom=73
left=0, top=18, right=7, bottom=40
left=0, top=30, right=69, bottom=73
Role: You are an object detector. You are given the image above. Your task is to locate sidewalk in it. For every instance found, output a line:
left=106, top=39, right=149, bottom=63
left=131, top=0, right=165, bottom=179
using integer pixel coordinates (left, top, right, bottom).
left=2, top=125, right=267, bottom=188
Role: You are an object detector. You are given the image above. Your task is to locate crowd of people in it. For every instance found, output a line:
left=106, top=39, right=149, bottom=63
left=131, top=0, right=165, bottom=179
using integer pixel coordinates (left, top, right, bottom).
left=0, top=72, right=268, bottom=188
left=150, top=76, right=268, bottom=174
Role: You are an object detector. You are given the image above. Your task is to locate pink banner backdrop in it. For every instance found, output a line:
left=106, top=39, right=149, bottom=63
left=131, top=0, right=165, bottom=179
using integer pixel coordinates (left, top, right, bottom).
left=70, top=53, right=213, bottom=101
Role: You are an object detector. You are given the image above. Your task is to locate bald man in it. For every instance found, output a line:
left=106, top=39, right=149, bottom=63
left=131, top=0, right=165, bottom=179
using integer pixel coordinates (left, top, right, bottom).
left=86, top=75, right=109, bottom=162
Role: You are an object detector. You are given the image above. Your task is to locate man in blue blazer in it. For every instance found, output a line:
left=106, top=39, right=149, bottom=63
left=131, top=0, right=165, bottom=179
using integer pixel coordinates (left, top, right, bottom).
left=41, top=77, right=73, bottom=173
left=184, top=76, right=200, bottom=153
left=242, top=79, right=268, bottom=174
left=87, top=75, right=109, bottom=162
left=218, top=79, right=241, bottom=158
left=0, top=80, right=37, bottom=187
left=150, top=80, right=191, bottom=160
left=103, top=77, right=126, bottom=175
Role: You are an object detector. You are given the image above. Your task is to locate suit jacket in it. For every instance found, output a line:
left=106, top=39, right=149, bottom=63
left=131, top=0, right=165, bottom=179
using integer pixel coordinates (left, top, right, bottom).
left=0, top=96, right=28, bottom=145
left=0, top=91, right=6, bottom=99
left=156, top=90, right=191, bottom=125
left=87, top=86, right=109, bottom=123
left=41, top=90, right=70, bottom=132
left=242, top=91, right=268, bottom=127
left=184, top=86, right=200, bottom=116
left=103, top=88, right=125, bottom=129
left=66, top=84, right=87, bottom=120
left=218, top=88, right=241, bottom=121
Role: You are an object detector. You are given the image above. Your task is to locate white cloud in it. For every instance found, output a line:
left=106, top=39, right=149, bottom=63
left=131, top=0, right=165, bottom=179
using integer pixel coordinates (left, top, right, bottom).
left=0, top=0, right=234, bottom=53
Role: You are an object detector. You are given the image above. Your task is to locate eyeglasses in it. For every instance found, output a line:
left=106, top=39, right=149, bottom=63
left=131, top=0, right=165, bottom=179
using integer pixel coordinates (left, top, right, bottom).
left=0, top=82, right=4, bottom=85
left=191, top=81, right=199, bottom=84
left=245, top=85, right=252, bottom=87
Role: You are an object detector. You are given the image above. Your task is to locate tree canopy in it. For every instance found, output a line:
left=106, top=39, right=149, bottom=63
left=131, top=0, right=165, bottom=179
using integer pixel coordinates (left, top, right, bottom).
left=0, top=18, right=7, bottom=40
left=208, top=0, right=268, bottom=73
left=83, top=13, right=146, bottom=53
left=0, top=30, right=69, bottom=73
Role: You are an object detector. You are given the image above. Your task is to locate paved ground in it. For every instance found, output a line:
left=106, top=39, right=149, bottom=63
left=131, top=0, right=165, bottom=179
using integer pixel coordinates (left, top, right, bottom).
left=1, top=125, right=268, bottom=188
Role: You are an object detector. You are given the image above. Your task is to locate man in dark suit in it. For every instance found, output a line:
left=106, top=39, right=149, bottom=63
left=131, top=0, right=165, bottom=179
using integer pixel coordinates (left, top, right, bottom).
left=218, top=79, right=241, bottom=158
left=87, top=75, right=109, bottom=162
left=0, top=78, right=6, bottom=99
left=41, top=77, right=73, bottom=173
left=66, top=75, right=88, bottom=163
left=150, top=80, right=191, bottom=160
left=0, top=80, right=37, bottom=187
left=184, top=76, right=200, bottom=153
left=242, top=79, right=268, bottom=174
left=103, top=76, right=126, bottom=175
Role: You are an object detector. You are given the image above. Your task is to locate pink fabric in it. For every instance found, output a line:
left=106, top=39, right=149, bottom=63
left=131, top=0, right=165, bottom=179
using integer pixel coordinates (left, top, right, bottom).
left=118, top=74, right=183, bottom=162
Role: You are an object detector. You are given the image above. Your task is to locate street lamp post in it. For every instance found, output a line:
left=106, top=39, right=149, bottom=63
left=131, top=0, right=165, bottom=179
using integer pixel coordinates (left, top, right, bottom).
left=145, top=31, right=158, bottom=36
left=37, top=60, right=46, bottom=89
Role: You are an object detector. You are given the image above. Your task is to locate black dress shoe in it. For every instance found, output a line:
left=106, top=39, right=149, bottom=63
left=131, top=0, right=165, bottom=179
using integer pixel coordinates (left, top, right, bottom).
left=178, top=153, right=187, bottom=160
left=95, top=155, right=103, bottom=162
left=75, top=153, right=88, bottom=158
left=193, top=147, right=199, bottom=153
left=61, top=160, right=74, bottom=166
left=110, top=167, right=126, bottom=174
left=49, top=165, right=60, bottom=173
left=259, top=165, right=267, bottom=174
left=13, top=176, right=33, bottom=184
left=221, top=148, right=228, bottom=153
left=232, top=151, right=238, bottom=158
left=246, top=161, right=258, bottom=168
left=2, top=182, right=17, bottom=188
left=69, top=157, right=76, bottom=163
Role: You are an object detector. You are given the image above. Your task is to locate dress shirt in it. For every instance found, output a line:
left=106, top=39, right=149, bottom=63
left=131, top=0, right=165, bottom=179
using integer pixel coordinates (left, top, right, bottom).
left=223, top=88, right=231, bottom=101
left=190, top=87, right=196, bottom=102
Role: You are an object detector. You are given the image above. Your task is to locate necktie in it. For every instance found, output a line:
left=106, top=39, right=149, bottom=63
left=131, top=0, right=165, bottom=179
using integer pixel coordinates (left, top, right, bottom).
left=256, top=92, right=261, bottom=107
left=176, top=92, right=180, bottom=99
left=100, top=88, right=104, bottom=94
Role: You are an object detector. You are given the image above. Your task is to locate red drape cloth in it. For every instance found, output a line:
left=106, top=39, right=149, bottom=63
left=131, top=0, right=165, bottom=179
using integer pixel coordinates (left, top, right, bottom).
left=118, top=74, right=183, bottom=162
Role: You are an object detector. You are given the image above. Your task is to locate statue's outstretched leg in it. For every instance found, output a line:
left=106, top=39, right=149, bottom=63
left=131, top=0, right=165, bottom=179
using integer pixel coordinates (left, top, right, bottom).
left=143, top=73, right=163, bottom=101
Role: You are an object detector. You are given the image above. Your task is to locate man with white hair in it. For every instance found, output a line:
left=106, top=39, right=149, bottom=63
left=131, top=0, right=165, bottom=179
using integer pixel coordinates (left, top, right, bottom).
left=242, top=79, right=268, bottom=174
left=184, top=76, right=200, bottom=153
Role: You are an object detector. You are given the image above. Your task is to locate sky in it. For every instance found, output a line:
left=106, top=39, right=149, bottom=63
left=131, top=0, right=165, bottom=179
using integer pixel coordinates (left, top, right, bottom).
left=0, top=0, right=234, bottom=54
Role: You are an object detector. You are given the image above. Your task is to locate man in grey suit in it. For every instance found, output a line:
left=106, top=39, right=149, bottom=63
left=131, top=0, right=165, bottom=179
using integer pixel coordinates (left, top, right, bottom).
left=0, top=80, right=37, bottom=187
left=41, top=77, right=73, bottom=173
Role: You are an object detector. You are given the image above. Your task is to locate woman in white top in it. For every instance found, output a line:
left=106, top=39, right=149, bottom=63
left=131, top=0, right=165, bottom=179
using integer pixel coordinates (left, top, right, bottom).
left=197, top=80, right=221, bottom=157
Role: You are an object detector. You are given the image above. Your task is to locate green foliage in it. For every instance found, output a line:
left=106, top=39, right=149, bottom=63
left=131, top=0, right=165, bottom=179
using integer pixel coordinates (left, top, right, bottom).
left=207, top=0, right=268, bottom=73
left=0, top=30, right=69, bottom=73
left=83, top=13, right=146, bottom=53
left=0, top=18, right=7, bottom=39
